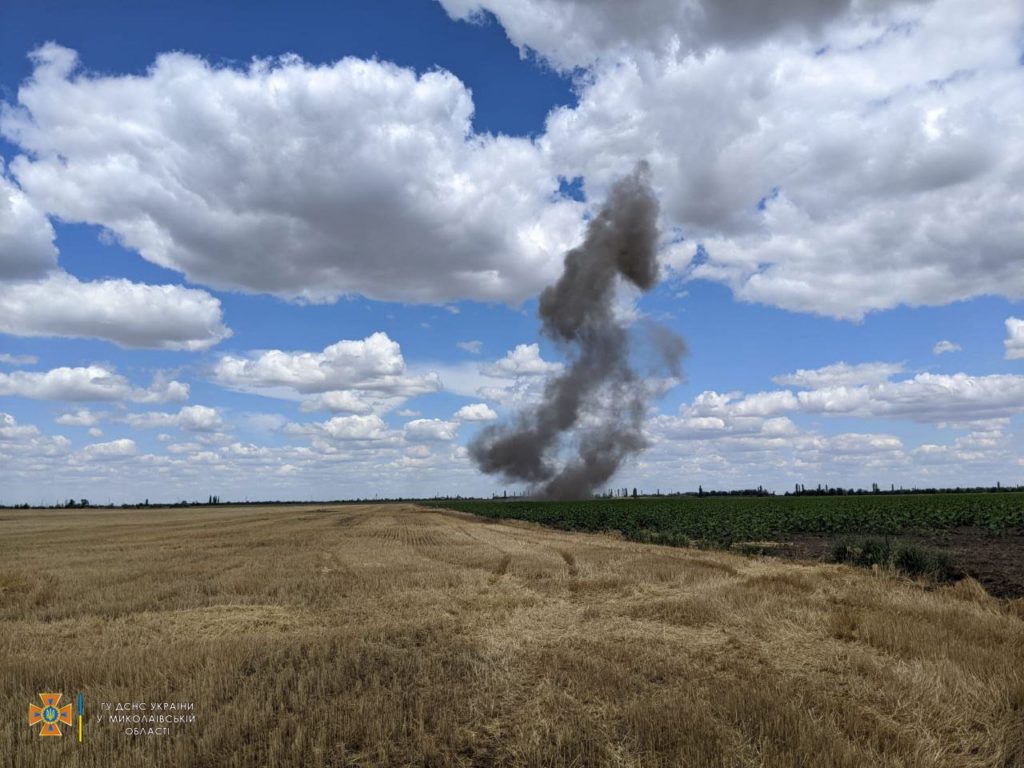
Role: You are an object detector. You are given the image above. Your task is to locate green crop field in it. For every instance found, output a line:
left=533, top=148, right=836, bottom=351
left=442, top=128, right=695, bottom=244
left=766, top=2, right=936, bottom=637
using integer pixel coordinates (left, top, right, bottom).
left=425, top=492, right=1024, bottom=546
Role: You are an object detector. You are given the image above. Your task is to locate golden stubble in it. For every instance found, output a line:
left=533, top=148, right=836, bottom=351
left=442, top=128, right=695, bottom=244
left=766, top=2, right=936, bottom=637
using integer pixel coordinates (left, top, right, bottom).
left=0, top=503, right=1020, bottom=767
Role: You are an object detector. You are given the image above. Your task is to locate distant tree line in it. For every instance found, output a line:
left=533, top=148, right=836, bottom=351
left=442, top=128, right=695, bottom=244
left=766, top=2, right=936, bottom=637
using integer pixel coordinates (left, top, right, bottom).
left=786, top=481, right=1023, bottom=496
left=2, top=482, right=1023, bottom=509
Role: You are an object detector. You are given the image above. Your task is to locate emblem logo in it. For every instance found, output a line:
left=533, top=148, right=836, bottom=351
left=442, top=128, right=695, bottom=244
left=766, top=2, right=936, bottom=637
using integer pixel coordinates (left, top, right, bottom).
left=28, top=693, right=72, bottom=737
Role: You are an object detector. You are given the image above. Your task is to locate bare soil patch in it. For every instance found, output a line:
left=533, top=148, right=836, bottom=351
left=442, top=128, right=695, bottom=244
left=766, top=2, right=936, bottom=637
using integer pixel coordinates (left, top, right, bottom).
left=763, top=526, right=1024, bottom=598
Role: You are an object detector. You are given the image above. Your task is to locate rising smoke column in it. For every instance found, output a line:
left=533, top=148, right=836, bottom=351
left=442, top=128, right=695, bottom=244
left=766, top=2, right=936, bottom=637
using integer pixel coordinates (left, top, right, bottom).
left=470, top=163, right=685, bottom=499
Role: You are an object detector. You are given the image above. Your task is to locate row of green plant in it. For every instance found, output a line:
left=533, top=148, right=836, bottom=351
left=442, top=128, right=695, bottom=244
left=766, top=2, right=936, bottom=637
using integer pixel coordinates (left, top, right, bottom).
left=426, top=492, right=1024, bottom=545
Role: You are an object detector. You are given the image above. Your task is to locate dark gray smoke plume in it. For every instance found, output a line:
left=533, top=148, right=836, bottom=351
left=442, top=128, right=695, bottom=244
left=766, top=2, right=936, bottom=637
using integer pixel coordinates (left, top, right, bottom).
left=470, top=163, right=686, bottom=499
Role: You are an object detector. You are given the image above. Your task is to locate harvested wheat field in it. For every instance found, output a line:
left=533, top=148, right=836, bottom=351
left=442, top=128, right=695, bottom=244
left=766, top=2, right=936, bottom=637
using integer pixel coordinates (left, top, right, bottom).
left=1, top=503, right=1022, bottom=767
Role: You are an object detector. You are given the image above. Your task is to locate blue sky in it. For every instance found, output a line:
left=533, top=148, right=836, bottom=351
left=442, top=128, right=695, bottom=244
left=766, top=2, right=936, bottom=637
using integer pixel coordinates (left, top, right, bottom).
left=1, top=0, right=1022, bottom=503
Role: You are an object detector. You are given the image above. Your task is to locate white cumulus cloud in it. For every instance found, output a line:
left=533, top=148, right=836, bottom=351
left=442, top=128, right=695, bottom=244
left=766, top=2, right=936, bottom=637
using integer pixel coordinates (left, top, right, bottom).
left=0, top=272, right=230, bottom=350
left=454, top=403, right=498, bottom=421
left=288, top=414, right=392, bottom=442
left=483, top=343, right=562, bottom=378
left=538, top=0, right=1024, bottom=319
left=440, top=0, right=906, bottom=71
left=55, top=408, right=101, bottom=427
left=2, top=158, right=226, bottom=351
left=793, top=372, right=1024, bottom=424
left=1, top=44, right=583, bottom=305
left=0, top=365, right=188, bottom=403
left=1005, top=318, right=1024, bottom=361
left=0, top=353, right=38, bottom=365
left=404, top=418, right=459, bottom=442
left=0, top=166, right=56, bottom=279
left=774, top=364, right=905, bottom=391
left=675, top=364, right=1024, bottom=432
left=773, top=361, right=904, bottom=389
left=298, top=390, right=377, bottom=415
left=76, top=438, right=137, bottom=462
left=127, top=405, right=224, bottom=432
left=0, top=412, right=70, bottom=460
left=213, top=332, right=438, bottom=399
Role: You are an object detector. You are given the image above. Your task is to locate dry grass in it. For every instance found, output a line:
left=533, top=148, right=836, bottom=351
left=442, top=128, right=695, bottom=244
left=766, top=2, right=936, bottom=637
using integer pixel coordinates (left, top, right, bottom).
left=1, top=503, right=1022, bottom=767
